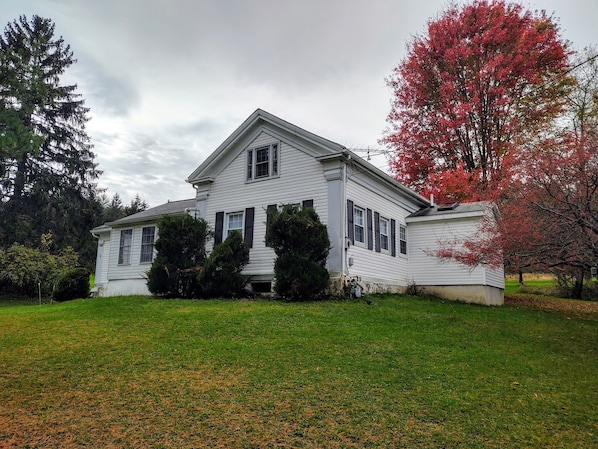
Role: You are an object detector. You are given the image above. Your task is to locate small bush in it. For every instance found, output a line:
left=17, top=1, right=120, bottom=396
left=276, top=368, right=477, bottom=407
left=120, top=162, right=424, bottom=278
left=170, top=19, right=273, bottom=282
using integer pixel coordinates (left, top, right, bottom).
left=200, top=231, right=250, bottom=298
left=53, top=267, right=90, bottom=302
left=405, top=280, right=420, bottom=296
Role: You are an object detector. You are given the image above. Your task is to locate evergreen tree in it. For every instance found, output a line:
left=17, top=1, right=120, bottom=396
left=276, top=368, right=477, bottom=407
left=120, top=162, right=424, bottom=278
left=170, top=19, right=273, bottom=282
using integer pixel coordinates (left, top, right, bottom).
left=124, top=193, right=149, bottom=216
left=0, top=15, right=100, bottom=264
left=200, top=231, right=250, bottom=298
left=147, top=215, right=209, bottom=298
left=265, top=205, right=330, bottom=301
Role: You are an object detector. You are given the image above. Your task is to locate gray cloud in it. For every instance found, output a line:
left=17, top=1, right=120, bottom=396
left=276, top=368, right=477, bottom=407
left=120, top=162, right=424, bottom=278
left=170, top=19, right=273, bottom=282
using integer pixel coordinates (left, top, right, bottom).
left=2, top=0, right=597, bottom=207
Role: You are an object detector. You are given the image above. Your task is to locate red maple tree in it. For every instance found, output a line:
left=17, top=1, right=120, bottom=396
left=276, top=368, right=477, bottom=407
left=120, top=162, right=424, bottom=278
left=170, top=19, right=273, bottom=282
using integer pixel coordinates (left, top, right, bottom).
left=422, top=49, right=598, bottom=298
left=382, top=0, right=571, bottom=203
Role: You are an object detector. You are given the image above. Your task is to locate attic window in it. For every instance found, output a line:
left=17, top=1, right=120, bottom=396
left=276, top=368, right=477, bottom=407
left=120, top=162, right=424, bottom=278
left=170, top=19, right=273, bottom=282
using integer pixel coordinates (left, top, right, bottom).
left=437, top=202, right=459, bottom=211
left=246, top=143, right=279, bottom=181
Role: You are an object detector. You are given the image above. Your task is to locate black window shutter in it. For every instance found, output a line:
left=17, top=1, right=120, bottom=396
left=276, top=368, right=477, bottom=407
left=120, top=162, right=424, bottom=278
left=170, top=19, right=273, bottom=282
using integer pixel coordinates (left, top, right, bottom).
left=367, top=209, right=373, bottom=250
left=374, top=211, right=381, bottom=252
left=347, top=200, right=354, bottom=243
left=266, top=204, right=277, bottom=230
left=302, top=199, right=314, bottom=209
left=390, top=219, right=396, bottom=257
left=244, top=207, right=255, bottom=248
left=214, top=211, right=224, bottom=245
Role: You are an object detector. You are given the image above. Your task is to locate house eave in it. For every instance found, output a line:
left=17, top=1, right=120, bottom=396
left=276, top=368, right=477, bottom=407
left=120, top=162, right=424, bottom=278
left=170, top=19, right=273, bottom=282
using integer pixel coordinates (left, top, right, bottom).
left=406, top=210, right=485, bottom=223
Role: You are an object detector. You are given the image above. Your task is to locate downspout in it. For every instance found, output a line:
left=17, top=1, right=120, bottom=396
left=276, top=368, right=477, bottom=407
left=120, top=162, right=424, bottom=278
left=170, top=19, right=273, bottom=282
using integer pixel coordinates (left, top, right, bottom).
left=342, top=155, right=348, bottom=278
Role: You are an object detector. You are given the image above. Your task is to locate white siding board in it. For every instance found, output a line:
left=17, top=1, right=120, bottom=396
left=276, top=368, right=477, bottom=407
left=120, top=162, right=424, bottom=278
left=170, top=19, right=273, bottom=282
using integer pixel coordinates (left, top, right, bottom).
left=99, top=235, right=110, bottom=284
left=107, top=224, right=155, bottom=281
left=345, top=171, right=421, bottom=286
left=203, top=131, right=329, bottom=277
left=408, top=217, right=500, bottom=287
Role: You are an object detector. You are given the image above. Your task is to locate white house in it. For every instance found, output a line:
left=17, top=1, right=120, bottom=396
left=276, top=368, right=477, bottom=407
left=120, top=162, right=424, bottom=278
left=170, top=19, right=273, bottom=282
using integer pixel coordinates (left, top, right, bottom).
left=92, top=109, right=504, bottom=305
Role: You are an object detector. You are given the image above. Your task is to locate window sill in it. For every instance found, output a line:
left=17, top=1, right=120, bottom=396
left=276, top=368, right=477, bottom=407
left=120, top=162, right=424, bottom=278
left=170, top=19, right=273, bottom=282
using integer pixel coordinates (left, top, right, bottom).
left=245, top=174, right=281, bottom=184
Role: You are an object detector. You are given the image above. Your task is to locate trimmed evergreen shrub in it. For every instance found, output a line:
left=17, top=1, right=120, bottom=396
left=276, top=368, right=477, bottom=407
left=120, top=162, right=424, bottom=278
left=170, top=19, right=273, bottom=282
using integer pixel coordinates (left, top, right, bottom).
left=200, top=231, right=250, bottom=298
left=53, top=267, right=90, bottom=302
left=265, top=204, right=330, bottom=301
left=146, top=215, right=209, bottom=298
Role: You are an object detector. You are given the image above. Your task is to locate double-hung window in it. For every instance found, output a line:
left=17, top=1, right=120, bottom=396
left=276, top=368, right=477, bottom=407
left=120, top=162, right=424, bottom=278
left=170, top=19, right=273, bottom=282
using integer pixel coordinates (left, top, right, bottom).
left=140, top=226, right=156, bottom=263
left=399, top=225, right=407, bottom=255
left=226, top=211, right=244, bottom=237
left=246, top=143, right=279, bottom=181
left=354, top=206, right=365, bottom=244
left=380, top=217, right=389, bottom=252
left=118, top=229, right=133, bottom=265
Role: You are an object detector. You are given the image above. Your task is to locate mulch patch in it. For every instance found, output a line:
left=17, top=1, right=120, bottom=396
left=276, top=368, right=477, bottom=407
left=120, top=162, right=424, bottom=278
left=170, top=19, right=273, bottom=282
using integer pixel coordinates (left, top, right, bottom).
left=505, top=295, right=598, bottom=319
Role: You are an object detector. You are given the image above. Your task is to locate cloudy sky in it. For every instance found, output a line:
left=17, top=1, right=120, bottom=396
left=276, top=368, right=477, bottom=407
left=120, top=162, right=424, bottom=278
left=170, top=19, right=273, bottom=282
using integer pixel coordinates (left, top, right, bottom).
left=1, top=0, right=596, bottom=206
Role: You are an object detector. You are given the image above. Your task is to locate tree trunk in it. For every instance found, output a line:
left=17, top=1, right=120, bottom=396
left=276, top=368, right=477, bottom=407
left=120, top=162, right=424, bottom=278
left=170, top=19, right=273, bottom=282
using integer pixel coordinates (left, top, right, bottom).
left=572, top=270, right=584, bottom=299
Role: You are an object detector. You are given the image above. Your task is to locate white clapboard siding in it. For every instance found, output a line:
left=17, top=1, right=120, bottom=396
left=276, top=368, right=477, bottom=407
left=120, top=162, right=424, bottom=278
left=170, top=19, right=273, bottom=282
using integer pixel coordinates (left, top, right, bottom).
left=204, top=131, right=329, bottom=277
left=97, top=235, right=110, bottom=285
left=345, top=168, right=423, bottom=285
left=107, top=224, right=156, bottom=281
left=408, top=217, right=503, bottom=288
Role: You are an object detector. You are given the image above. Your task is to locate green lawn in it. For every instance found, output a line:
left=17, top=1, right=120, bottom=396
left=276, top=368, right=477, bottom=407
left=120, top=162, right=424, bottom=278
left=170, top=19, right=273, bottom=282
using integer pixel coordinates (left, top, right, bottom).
left=0, top=295, right=596, bottom=448
left=504, top=278, right=556, bottom=295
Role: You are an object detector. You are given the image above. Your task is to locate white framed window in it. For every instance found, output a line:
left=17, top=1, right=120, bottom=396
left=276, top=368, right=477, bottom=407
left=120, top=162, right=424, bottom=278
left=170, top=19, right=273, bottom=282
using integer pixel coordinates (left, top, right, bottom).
left=246, top=143, right=279, bottom=181
left=380, top=217, right=389, bottom=252
left=140, top=226, right=156, bottom=264
left=118, top=229, right=133, bottom=265
left=399, top=225, right=407, bottom=255
left=354, top=206, right=365, bottom=244
left=226, top=211, right=244, bottom=237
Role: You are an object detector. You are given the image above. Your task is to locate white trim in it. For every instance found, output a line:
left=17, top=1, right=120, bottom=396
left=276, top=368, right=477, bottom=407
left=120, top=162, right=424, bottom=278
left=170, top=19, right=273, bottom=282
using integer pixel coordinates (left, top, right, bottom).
left=118, top=229, right=133, bottom=265
left=379, top=216, right=390, bottom=253
left=225, top=211, right=245, bottom=237
left=353, top=205, right=366, bottom=247
left=245, top=142, right=280, bottom=182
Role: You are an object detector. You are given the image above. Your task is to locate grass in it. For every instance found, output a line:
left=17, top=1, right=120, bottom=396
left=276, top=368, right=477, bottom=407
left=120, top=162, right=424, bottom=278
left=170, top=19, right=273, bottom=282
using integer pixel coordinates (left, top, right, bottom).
left=504, top=279, right=556, bottom=295
left=0, top=295, right=596, bottom=448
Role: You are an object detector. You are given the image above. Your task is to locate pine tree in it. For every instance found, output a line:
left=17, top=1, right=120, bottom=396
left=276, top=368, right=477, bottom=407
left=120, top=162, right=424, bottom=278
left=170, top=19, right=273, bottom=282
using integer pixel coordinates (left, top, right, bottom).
left=0, top=15, right=100, bottom=263
left=265, top=205, right=330, bottom=301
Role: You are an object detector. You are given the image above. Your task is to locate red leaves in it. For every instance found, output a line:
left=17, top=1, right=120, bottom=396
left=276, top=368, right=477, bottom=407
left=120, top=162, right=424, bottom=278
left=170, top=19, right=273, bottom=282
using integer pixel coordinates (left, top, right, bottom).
left=382, top=0, right=570, bottom=204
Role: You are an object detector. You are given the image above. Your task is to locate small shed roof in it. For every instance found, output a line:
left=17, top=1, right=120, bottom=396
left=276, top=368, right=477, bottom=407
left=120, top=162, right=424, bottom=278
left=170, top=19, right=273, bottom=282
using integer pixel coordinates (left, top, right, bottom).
left=406, top=201, right=493, bottom=222
left=104, top=198, right=196, bottom=228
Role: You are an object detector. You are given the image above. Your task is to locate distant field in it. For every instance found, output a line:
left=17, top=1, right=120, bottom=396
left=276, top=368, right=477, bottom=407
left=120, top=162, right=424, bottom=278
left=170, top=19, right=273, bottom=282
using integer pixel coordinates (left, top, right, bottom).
left=504, top=278, right=555, bottom=295
left=1, top=295, right=596, bottom=448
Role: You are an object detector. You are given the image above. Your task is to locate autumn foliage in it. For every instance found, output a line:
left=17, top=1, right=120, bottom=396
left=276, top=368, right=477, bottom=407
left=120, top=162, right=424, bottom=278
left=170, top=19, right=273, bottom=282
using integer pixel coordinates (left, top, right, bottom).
left=383, top=1, right=598, bottom=298
left=382, top=0, right=571, bottom=203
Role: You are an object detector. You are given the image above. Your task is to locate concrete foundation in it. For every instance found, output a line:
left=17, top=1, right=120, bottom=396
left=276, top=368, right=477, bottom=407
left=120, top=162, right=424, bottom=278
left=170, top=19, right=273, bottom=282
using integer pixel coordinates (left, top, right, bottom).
left=418, top=284, right=504, bottom=306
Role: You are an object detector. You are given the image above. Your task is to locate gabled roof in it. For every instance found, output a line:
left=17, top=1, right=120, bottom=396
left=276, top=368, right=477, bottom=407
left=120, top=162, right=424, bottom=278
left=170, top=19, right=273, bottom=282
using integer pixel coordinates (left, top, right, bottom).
left=96, top=198, right=196, bottom=230
left=185, top=108, right=430, bottom=207
left=186, top=109, right=347, bottom=184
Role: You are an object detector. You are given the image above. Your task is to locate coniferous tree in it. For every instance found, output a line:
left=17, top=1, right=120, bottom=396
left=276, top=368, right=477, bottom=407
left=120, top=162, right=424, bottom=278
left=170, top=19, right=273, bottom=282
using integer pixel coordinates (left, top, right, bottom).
left=0, top=15, right=100, bottom=264
left=265, top=205, right=330, bottom=301
left=200, top=231, right=250, bottom=298
left=147, top=215, right=209, bottom=298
